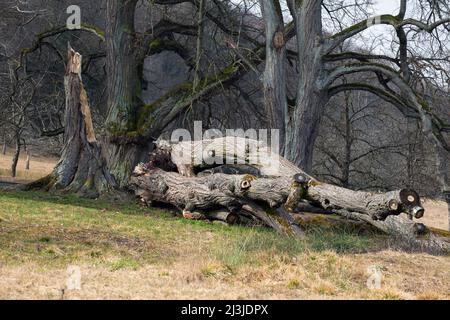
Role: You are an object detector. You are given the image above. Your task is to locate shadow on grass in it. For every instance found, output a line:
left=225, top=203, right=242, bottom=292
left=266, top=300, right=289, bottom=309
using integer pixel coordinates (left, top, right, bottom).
left=213, top=224, right=390, bottom=268
left=0, top=188, right=144, bottom=214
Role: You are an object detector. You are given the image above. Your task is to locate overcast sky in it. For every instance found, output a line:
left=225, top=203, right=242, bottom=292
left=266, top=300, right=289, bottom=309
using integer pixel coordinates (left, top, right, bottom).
left=373, top=0, right=400, bottom=15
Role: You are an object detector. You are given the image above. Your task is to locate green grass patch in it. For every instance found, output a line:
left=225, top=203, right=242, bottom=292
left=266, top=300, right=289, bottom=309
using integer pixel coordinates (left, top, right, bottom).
left=0, top=190, right=387, bottom=270
left=109, top=257, right=140, bottom=271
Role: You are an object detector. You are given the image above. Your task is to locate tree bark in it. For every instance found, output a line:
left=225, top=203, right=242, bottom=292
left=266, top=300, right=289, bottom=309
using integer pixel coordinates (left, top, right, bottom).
left=26, top=47, right=116, bottom=198
left=104, top=0, right=145, bottom=188
left=192, top=0, right=205, bottom=92
left=285, top=0, right=329, bottom=171
left=260, top=0, right=287, bottom=154
left=434, top=144, right=450, bottom=231
left=25, top=151, right=30, bottom=170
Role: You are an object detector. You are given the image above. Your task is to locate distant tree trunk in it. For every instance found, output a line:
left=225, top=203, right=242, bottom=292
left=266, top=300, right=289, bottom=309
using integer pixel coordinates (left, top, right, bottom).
left=285, top=0, right=328, bottom=171
left=260, top=0, right=287, bottom=154
left=104, top=0, right=145, bottom=188
left=342, top=92, right=352, bottom=188
left=11, top=134, right=20, bottom=178
left=192, top=0, right=205, bottom=92
left=26, top=47, right=116, bottom=198
left=2, top=135, right=6, bottom=155
left=25, top=151, right=30, bottom=170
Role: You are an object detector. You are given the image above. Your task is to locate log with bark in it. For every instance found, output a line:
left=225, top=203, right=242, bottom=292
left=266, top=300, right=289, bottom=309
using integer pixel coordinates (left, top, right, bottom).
left=130, top=137, right=450, bottom=254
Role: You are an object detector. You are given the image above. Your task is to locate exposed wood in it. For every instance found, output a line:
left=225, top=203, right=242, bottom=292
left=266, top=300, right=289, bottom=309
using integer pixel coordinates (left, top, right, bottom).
left=206, top=210, right=240, bottom=225
left=26, top=47, right=116, bottom=198
left=153, top=137, right=422, bottom=219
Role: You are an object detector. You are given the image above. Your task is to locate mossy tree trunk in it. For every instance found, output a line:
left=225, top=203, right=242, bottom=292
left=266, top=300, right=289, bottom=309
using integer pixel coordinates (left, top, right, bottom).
left=104, top=0, right=146, bottom=187
left=26, top=48, right=116, bottom=198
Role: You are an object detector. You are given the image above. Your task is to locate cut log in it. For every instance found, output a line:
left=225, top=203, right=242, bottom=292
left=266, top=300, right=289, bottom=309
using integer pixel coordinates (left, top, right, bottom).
left=25, top=46, right=116, bottom=198
left=206, top=210, right=240, bottom=225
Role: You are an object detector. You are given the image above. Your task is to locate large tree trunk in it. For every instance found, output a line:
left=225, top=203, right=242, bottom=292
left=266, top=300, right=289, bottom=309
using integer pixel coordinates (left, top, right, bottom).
left=285, top=0, right=329, bottom=171
left=130, top=137, right=450, bottom=254
left=26, top=48, right=116, bottom=198
left=260, top=0, right=287, bottom=154
left=100, top=0, right=298, bottom=187
left=104, top=0, right=145, bottom=188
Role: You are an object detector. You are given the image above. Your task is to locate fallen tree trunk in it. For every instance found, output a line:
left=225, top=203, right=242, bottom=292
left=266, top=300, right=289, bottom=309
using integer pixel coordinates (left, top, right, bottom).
left=130, top=137, right=450, bottom=253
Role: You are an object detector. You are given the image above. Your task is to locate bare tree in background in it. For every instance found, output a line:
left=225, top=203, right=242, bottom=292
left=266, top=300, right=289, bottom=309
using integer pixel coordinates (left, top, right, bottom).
left=314, top=90, right=405, bottom=190
left=3, top=68, right=39, bottom=177
left=280, top=0, right=450, bottom=171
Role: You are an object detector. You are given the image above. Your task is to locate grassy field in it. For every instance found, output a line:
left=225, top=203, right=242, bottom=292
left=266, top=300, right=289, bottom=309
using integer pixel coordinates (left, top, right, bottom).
left=0, top=190, right=449, bottom=300
left=0, top=151, right=57, bottom=183
left=0, top=150, right=449, bottom=299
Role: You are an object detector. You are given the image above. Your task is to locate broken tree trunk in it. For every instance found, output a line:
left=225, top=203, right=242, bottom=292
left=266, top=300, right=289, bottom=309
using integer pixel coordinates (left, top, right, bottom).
left=25, top=47, right=116, bottom=198
left=130, top=137, right=450, bottom=253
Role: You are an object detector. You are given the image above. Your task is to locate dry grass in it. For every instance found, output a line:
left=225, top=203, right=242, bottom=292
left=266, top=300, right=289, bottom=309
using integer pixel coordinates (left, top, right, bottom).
left=0, top=190, right=448, bottom=300
left=0, top=151, right=57, bottom=182
left=0, top=154, right=448, bottom=299
left=418, top=199, right=449, bottom=230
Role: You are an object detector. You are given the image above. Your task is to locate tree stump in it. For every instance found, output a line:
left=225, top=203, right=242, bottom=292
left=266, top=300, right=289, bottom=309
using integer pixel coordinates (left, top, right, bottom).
left=25, top=46, right=116, bottom=198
